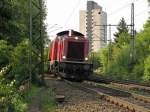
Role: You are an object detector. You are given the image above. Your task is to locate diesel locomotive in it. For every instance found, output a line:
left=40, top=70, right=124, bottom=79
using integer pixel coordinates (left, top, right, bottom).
left=48, top=30, right=93, bottom=80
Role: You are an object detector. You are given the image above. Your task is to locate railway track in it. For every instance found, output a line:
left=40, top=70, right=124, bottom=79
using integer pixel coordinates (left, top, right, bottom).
left=90, top=75, right=150, bottom=95
left=92, top=82, right=150, bottom=104
left=64, top=80, right=150, bottom=112
left=44, top=74, right=150, bottom=112
left=111, top=82, right=150, bottom=96
left=45, top=76, right=123, bottom=112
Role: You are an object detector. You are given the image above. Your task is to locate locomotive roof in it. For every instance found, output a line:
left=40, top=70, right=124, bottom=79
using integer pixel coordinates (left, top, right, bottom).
left=57, top=30, right=84, bottom=37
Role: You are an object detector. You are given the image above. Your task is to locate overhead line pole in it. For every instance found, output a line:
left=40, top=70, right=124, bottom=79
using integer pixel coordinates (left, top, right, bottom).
left=130, top=3, right=135, bottom=63
left=29, top=0, right=44, bottom=87
left=39, top=0, right=44, bottom=84
left=29, top=0, right=32, bottom=88
left=108, top=24, right=112, bottom=61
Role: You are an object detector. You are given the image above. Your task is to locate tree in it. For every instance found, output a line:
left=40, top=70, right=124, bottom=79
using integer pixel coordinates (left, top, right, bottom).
left=0, top=0, right=27, bottom=46
left=114, top=18, right=129, bottom=44
left=0, top=0, right=48, bottom=84
left=0, top=0, right=47, bottom=46
left=10, top=39, right=40, bottom=85
left=0, top=0, right=48, bottom=111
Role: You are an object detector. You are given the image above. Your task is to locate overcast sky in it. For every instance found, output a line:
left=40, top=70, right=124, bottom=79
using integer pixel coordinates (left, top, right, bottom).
left=46, top=0, right=149, bottom=39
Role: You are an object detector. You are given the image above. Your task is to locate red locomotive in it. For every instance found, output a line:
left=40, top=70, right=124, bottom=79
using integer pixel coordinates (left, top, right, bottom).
left=48, top=30, right=93, bottom=80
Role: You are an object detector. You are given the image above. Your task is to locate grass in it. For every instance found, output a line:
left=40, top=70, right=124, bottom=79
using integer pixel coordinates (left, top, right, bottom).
left=40, top=88, right=56, bottom=112
left=24, top=85, right=40, bottom=103
left=24, top=85, right=56, bottom=112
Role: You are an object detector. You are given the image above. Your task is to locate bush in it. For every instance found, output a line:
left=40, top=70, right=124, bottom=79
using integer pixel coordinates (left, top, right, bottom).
left=10, top=40, right=30, bottom=85
left=0, top=40, right=13, bottom=69
left=0, top=80, right=27, bottom=112
left=89, top=52, right=102, bottom=69
left=10, top=39, right=39, bottom=85
left=41, top=89, right=56, bottom=112
left=131, top=63, right=144, bottom=81
left=104, top=46, right=131, bottom=79
left=143, top=55, right=150, bottom=82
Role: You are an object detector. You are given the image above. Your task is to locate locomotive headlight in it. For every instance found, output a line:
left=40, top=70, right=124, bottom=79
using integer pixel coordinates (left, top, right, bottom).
left=62, top=56, right=66, bottom=59
left=85, top=57, right=88, bottom=61
left=75, top=36, right=79, bottom=40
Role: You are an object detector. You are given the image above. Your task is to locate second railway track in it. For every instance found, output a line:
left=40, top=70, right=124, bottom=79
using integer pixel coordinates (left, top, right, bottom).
left=64, top=79, right=150, bottom=112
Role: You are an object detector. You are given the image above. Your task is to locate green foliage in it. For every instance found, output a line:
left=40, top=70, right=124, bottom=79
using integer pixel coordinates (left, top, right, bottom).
left=100, top=48, right=109, bottom=73
left=0, top=80, right=27, bottom=112
left=23, top=85, right=40, bottom=103
left=10, top=40, right=30, bottom=85
left=98, top=14, right=150, bottom=82
left=0, top=40, right=13, bottom=69
left=134, top=22, right=150, bottom=82
left=102, top=18, right=131, bottom=79
left=0, top=0, right=28, bottom=46
left=0, top=0, right=48, bottom=111
left=0, top=0, right=48, bottom=83
left=131, top=63, right=144, bottom=81
left=23, top=87, right=56, bottom=112
left=0, top=0, right=47, bottom=46
left=107, top=46, right=131, bottom=80
left=89, top=52, right=101, bottom=69
left=10, top=40, right=40, bottom=85
left=41, top=89, right=56, bottom=112
left=143, top=55, right=150, bottom=82
left=116, top=32, right=130, bottom=47
left=114, top=18, right=129, bottom=43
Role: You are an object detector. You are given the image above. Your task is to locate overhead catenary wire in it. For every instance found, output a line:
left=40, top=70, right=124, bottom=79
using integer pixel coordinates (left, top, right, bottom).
left=63, top=0, right=81, bottom=28
left=125, top=8, right=149, bottom=22
left=108, top=0, right=146, bottom=31
left=108, top=0, right=143, bottom=17
left=135, top=9, right=149, bottom=17
left=47, top=24, right=58, bottom=30
left=108, top=3, right=131, bottom=16
left=48, top=27, right=63, bottom=34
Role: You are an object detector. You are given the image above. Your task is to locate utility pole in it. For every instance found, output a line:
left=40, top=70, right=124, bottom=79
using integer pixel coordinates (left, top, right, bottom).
left=29, top=0, right=44, bottom=87
left=29, top=0, right=32, bottom=88
left=130, top=3, right=135, bottom=64
left=108, top=24, right=112, bottom=61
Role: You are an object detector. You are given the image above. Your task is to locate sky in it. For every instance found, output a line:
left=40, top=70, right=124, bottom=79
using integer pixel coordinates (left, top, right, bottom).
left=46, top=0, right=149, bottom=39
